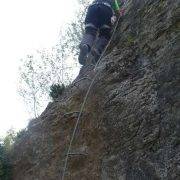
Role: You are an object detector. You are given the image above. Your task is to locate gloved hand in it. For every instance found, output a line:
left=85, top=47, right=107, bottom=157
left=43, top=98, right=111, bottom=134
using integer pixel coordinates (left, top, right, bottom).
left=111, top=16, right=117, bottom=25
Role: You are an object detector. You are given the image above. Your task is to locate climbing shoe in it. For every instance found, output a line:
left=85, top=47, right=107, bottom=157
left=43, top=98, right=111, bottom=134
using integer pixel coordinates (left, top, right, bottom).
left=78, top=44, right=89, bottom=65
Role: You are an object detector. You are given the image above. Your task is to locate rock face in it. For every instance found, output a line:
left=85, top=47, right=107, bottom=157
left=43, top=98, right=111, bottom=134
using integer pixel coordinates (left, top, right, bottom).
left=12, top=0, right=180, bottom=179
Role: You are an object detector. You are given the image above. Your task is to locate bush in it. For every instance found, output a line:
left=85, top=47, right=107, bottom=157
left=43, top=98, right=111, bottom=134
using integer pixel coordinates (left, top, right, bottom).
left=0, top=128, right=28, bottom=180
left=0, top=144, right=12, bottom=180
left=49, top=84, right=65, bottom=100
left=14, top=129, right=27, bottom=144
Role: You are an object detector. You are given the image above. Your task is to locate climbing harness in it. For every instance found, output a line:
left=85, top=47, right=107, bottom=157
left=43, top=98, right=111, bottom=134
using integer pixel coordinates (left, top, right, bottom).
left=62, top=13, right=123, bottom=180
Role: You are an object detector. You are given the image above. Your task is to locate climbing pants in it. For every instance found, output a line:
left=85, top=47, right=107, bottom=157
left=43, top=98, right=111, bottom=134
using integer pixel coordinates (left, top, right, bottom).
left=85, top=4, right=113, bottom=39
left=78, top=4, right=113, bottom=65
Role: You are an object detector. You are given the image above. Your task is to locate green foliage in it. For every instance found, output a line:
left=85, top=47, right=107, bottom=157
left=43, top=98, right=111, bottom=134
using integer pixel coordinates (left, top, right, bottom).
left=126, top=34, right=136, bottom=45
left=0, top=143, right=12, bottom=180
left=49, top=84, right=66, bottom=100
left=14, top=129, right=27, bottom=144
left=3, top=129, right=16, bottom=152
left=18, top=0, right=91, bottom=116
left=0, top=128, right=27, bottom=180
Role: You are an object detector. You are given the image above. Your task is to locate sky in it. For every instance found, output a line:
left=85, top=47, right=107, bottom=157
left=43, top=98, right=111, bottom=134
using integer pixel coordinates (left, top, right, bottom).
left=0, top=0, right=79, bottom=137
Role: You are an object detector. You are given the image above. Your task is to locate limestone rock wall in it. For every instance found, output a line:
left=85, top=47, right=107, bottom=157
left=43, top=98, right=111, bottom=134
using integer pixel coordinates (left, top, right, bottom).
left=12, top=0, right=180, bottom=179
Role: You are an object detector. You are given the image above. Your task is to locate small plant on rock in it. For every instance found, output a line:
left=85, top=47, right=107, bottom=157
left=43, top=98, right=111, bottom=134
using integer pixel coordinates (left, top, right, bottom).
left=49, top=84, right=65, bottom=100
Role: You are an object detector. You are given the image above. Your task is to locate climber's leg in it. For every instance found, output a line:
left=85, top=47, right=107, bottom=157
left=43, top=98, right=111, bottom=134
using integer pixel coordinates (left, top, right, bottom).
left=78, top=5, right=99, bottom=65
left=78, top=32, right=96, bottom=65
left=92, top=25, right=112, bottom=62
left=91, top=5, right=113, bottom=62
left=91, top=36, right=109, bottom=62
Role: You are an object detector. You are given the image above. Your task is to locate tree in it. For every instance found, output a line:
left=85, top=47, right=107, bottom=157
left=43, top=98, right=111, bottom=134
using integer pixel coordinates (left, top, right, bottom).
left=0, top=129, right=15, bottom=180
left=0, top=128, right=28, bottom=180
left=18, top=0, right=91, bottom=117
left=18, top=55, right=41, bottom=118
left=18, top=40, right=75, bottom=118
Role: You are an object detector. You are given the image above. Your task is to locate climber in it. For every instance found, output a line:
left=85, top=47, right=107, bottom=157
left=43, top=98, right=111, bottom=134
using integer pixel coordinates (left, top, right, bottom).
left=78, top=0, right=124, bottom=65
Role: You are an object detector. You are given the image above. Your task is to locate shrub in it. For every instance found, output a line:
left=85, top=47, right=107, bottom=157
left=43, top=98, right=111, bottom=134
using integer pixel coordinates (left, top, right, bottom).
left=0, top=144, right=12, bottom=180
left=49, top=84, right=65, bottom=100
left=0, top=128, right=27, bottom=180
left=14, top=129, right=27, bottom=144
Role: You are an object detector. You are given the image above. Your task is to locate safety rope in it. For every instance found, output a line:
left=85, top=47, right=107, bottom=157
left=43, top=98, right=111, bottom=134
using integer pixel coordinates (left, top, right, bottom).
left=61, top=15, right=121, bottom=180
